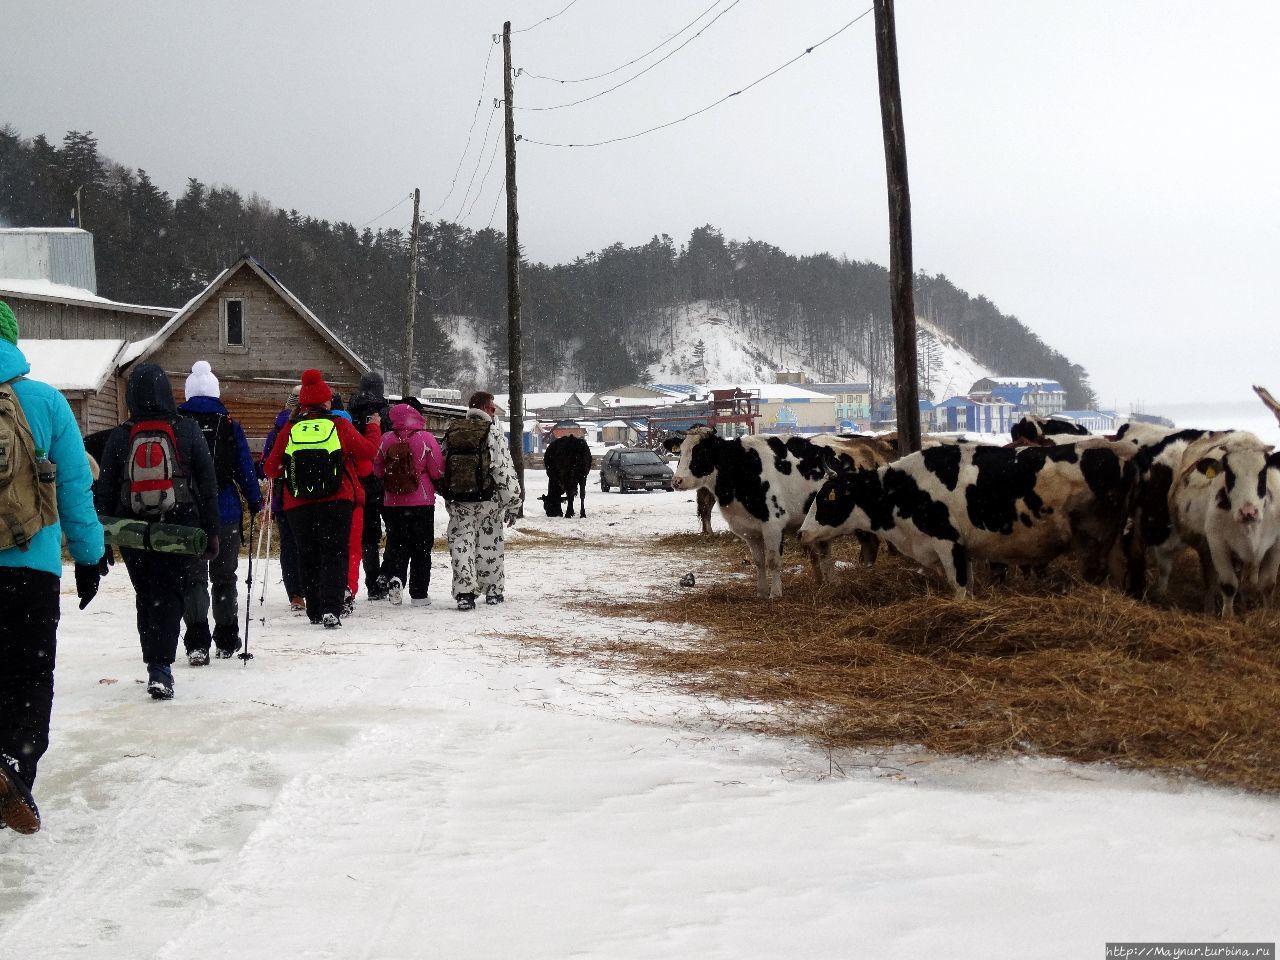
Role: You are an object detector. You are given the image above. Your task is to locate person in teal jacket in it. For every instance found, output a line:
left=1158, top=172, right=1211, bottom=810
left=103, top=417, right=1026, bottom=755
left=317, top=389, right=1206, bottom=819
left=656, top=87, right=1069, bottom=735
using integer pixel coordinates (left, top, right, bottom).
left=0, top=300, right=105, bottom=836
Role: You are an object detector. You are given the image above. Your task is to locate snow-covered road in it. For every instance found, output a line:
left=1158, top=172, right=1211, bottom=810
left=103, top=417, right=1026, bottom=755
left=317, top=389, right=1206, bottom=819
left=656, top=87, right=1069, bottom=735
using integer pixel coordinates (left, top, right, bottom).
left=2, top=473, right=1276, bottom=958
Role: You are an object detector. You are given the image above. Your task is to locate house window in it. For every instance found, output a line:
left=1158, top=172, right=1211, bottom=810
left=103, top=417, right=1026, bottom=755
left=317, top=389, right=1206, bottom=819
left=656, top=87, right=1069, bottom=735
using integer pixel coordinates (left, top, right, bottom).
left=223, top=298, right=246, bottom=349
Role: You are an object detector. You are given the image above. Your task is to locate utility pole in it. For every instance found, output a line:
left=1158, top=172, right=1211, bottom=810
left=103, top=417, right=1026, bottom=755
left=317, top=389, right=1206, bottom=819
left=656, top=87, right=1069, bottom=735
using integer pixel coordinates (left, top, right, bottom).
left=401, top=187, right=421, bottom=399
left=73, top=185, right=84, bottom=230
left=503, top=20, right=526, bottom=506
left=873, top=0, right=921, bottom=454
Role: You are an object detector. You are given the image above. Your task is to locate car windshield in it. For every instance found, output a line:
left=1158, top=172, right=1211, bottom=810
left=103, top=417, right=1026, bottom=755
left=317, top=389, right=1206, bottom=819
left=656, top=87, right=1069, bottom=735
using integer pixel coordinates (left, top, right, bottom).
left=620, top=451, right=663, bottom=465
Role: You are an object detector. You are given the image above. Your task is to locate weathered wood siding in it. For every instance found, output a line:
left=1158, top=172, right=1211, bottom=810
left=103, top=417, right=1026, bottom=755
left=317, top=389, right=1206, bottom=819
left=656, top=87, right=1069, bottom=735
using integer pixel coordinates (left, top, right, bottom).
left=2, top=295, right=170, bottom=341
left=84, top=377, right=121, bottom=435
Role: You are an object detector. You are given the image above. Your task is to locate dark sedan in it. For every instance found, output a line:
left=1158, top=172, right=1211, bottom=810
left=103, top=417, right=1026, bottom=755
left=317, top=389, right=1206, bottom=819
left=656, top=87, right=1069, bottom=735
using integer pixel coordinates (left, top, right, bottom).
left=599, top=447, right=674, bottom=493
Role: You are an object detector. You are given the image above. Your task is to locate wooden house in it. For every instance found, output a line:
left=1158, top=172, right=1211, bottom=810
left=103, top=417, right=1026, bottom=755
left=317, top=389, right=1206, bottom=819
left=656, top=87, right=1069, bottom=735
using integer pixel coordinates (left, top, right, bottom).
left=21, top=339, right=128, bottom=435
left=121, top=256, right=370, bottom=448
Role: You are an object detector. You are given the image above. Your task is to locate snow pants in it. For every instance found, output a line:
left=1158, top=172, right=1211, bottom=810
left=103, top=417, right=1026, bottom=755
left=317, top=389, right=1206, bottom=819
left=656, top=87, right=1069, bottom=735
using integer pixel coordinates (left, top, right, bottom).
left=383, top=504, right=435, bottom=600
left=347, top=503, right=363, bottom=598
left=287, top=501, right=353, bottom=621
left=446, top=499, right=506, bottom=599
left=276, top=508, right=302, bottom=602
left=123, top=547, right=197, bottom=667
left=181, top=520, right=242, bottom=653
left=361, top=483, right=384, bottom=595
left=0, top=568, right=59, bottom=788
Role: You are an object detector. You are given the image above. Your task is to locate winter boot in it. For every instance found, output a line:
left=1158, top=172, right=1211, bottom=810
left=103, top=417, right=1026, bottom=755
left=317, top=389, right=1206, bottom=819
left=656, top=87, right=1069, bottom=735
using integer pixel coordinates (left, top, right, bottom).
left=456, top=592, right=476, bottom=612
left=387, top=577, right=404, bottom=606
left=0, top=754, right=40, bottom=835
left=188, top=648, right=210, bottom=667
left=147, top=663, right=175, bottom=700
left=342, top=589, right=355, bottom=618
left=368, top=575, right=389, bottom=602
left=322, top=613, right=341, bottom=629
left=290, top=595, right=306, bottom=614
left=213, top=625, right=241, bottom=658
left=485, top=591, right=504, bottom=605
left=184, top=622, right=212, bottom=664
left=411, top=596, right=432, bottom=607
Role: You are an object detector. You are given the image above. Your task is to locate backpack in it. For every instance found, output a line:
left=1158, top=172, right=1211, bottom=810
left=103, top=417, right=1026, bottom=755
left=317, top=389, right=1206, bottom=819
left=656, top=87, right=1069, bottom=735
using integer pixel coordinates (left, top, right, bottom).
left=126, top=419, right=185, bottom=518
left=283, top=415, right=344, bottom=500
left=441, top=419, right=494, bottom=503
left=0, top=377, right=59, bottom=551
left=383, top=432, right=421, bottom=495
left=192, top=411, right=238, bottom=489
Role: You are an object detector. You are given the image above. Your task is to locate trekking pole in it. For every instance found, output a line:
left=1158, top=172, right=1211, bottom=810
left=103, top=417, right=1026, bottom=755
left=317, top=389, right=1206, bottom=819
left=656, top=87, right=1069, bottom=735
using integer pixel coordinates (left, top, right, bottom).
left=240, top=510, right=256, bottom=663
left=258, top=501, right=274, bottom=611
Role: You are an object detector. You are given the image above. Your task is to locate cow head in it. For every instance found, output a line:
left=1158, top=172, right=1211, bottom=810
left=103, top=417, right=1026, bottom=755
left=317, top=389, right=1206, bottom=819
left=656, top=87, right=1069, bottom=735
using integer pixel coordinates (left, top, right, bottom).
left=797, top=466, right=886, bottom=545
left=539, top=492, right=564, bottom=517
left=1198, top=443, right=1280, bottom=527
left=670, top=426, right=719, bottom=492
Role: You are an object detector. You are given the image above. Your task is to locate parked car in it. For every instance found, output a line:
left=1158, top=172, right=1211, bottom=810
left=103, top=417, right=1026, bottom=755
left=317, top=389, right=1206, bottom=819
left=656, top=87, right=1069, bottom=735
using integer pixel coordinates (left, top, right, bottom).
left=599, top=447, right=674, bottom=493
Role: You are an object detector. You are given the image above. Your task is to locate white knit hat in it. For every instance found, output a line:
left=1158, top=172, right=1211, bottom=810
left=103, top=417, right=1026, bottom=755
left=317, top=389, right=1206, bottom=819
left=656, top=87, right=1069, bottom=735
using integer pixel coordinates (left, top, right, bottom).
left=184, top=360, right=220, bottom=399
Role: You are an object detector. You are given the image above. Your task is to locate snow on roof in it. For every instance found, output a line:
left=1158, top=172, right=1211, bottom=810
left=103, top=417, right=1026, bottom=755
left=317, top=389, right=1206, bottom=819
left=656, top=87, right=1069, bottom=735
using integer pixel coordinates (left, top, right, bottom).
left=979, top=377, right=1065, bottom=389
left=21, top=339, right=126, bottom=392
left=496, top=392, right=593, bottom=411
left=0, top=278, right=175, bottom=315
left=706, top=382, right=835, bottom=402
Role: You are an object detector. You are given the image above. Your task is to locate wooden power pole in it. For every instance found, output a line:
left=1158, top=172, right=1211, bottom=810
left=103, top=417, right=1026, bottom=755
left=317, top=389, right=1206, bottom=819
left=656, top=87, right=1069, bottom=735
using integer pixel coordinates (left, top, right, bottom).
left=503, top=20, right=526, bottom=504
left=873, top=0, right=921, bottom=454
left=401, top=187, right=421, bottom=399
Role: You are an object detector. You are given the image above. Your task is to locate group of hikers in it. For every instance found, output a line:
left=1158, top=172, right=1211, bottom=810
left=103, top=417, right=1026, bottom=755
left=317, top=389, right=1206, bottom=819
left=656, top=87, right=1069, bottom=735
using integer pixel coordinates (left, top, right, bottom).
left=0, top=298, right=521, bottom=836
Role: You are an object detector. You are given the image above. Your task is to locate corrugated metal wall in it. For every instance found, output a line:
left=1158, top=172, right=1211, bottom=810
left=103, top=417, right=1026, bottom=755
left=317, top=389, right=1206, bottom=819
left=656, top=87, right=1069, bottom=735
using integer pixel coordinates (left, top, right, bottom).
left=0, top=229, right=97, bottom=291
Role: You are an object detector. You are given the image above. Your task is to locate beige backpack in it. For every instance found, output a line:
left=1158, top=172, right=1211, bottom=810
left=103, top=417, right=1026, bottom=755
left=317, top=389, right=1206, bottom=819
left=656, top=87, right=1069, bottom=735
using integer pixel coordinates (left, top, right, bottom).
left=0, top=377, right=60, bottom=551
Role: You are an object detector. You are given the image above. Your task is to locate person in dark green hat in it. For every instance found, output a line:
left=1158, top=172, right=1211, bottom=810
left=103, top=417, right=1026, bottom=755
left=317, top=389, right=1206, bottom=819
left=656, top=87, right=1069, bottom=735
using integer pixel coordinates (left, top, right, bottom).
left=0, top=300, right=106, bottom=835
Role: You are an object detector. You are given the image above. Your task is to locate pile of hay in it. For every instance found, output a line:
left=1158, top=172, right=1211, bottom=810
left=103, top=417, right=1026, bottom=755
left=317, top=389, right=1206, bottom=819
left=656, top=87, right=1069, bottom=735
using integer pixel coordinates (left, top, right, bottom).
left=532, top=533, right=1280, bottom=793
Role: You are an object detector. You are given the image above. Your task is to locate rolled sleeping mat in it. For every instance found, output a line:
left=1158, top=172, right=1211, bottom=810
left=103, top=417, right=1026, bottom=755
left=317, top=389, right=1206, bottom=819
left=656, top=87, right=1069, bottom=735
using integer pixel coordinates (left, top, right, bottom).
left=99, top=517, right=209, bottom=556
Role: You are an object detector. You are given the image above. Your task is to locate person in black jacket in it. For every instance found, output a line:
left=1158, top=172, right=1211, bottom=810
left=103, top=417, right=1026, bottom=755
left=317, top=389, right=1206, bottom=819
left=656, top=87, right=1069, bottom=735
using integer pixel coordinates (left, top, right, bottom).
left=348, top=372, right=392, bottom=600
left=95, top=364, right=220, bottom=700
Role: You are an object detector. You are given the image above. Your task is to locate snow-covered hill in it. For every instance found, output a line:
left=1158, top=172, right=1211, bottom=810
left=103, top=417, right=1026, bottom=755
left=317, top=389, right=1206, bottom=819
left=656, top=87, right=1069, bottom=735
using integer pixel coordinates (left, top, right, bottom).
left=440, top=301, right=992, bottom=399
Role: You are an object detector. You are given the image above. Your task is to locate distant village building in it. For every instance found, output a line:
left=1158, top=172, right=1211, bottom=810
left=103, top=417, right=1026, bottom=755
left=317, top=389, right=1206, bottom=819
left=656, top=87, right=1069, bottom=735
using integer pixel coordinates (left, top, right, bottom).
left=807, top=382, right=872, bottom=429
left=1056, top=410, right=1123, bottom=434
left=935, top=395, right=1016, bottom=433
left=969, top=376, right=1067, bottom=416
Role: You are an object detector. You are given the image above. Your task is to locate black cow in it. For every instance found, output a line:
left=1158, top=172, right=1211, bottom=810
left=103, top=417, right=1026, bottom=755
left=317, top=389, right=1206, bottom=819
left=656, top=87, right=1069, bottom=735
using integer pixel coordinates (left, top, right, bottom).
left=543, top=434, right=592, bottom=518
left=1009, top=415, right=1090, bottom=446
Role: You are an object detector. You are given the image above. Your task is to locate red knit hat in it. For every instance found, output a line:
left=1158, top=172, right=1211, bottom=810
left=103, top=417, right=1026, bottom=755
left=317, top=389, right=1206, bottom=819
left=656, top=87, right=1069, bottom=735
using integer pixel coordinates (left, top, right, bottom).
left=298, top=368, right=333, bottom=407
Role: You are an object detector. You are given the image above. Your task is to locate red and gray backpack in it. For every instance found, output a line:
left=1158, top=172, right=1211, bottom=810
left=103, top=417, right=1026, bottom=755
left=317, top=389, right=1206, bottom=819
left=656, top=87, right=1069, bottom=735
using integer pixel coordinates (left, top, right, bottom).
left=126, top=419, right=183, bottom=517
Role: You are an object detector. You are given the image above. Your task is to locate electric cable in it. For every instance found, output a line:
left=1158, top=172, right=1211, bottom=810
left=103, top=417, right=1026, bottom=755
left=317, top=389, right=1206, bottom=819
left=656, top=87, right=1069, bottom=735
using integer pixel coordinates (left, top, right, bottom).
left=519, top=0, right=725, bottom=84
left=516, top=0, right=743, bottom=112
left=429, top=36, right=499, bottom=217
left=463, top=135, right=503, bottom=223
left=513, top=0, right=582, bottom=34
left=520, top=7, right=872, bottom=148
left=452, top=105, right=499, bottom=222
left=358, top=193, right=413, bottom=230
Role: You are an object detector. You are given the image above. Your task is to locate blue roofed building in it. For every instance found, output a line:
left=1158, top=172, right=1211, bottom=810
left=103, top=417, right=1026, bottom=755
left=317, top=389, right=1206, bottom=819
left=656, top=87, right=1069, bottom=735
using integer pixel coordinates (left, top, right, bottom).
left=969, top=377, right=1067, bottom=415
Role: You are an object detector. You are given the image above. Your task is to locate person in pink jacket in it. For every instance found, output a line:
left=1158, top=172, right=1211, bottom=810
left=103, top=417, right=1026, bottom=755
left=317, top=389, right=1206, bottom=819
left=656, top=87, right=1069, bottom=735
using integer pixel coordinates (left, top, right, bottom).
left=372, top=402, right=444, bottom=606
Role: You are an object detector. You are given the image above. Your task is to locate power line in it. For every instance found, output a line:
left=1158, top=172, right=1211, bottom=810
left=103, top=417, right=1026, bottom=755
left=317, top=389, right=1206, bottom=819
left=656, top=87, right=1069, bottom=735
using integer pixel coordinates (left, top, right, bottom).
left=486, top=181, right=506, bottom=230
left=519, top=0, right=725, bottom=84
left=513, top=0, right=582, bottom=35
left=463, top=134, right=503, bottom=223
left=520, top=7, right=872, bottom=148
left=516, top=0, right=744, bottom=112
left=428, top=36, right=499, bottom=217
left=358, top=193, right=413, bottom=230
left=451, top=104, right=499, bottom=223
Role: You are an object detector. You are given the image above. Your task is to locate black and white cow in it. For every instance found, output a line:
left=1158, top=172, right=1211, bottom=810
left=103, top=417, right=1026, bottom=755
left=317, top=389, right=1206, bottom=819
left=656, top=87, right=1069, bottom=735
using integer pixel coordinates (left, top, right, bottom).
left=797, top=440, right=1133, bottom=597
left=1165, top=432, right=1280, bottom=615
left=1009, top=415, right=1090, bottom=447
left=669, top=427, right=893, bottom=598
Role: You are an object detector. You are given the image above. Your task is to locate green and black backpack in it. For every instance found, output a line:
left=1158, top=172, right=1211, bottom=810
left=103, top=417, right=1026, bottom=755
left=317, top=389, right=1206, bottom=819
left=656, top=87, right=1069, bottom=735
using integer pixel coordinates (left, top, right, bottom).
left=440, top=418, right=494, bottom=502
left=283, top=414, right=344, bottom=499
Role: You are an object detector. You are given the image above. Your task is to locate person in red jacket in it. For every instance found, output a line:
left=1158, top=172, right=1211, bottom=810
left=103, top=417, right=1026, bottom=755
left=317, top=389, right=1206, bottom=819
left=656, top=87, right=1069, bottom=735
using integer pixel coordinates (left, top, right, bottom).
left=263, top=369, right=378, bottom=628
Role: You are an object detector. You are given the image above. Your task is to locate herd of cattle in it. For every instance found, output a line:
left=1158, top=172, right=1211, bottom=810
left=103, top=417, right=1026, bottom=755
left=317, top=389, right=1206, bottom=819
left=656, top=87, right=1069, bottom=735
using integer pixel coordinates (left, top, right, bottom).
left=636, top=389, right=1280, bottom=618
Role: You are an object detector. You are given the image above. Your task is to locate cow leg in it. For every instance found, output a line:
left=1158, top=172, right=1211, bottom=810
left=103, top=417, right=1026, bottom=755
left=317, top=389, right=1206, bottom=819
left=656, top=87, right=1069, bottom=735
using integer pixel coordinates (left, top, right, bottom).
left=1257, top=543, right=1280, bottom=609
left=805, top=540, right=834, bottom=584
left=697, top=488, right=715, bottom=536
left=935, top=542, right=969, bottom=598
left=565, top=480, right=575, bottom=518
left=1150, top=546, right=1176, bottom=600
left=763, top=529, right=785, bottom=599
left=743, top=534, right=769, bottom=598
left=578, top=481, right=587, bottom=519
left=855, top=530, right=880, bottom=567
left=1208, top=541, right=1242, bottom=617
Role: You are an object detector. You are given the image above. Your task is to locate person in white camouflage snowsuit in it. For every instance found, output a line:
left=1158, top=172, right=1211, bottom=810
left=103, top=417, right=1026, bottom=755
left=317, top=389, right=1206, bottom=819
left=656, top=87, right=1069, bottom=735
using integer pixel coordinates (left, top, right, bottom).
left=444, top=392, right=521, bottom=611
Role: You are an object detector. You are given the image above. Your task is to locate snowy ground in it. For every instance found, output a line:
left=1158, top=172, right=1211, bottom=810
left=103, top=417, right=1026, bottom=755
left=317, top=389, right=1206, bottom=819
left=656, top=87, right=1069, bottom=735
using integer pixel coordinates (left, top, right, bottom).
left=2, top=471, right=1277, bottom=958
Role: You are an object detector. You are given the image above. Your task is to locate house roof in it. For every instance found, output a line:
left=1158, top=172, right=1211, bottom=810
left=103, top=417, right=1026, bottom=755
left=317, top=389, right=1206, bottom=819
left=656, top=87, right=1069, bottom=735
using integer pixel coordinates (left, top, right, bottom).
left=0, top=278, right=175, bottom=318
left=706, top=382, right=833, bottom=402
left=21, top=338, right=127, bottom=392
left=122, top=256, right=369, bottom=373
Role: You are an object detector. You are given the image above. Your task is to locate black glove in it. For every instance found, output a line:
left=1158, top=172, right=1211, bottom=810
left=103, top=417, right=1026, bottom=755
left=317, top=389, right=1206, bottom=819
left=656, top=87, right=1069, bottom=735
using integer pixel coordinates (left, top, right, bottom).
left=75, top=562, right=102, bottom=610
left=201, top=534, right=221, bottom=561
left=98, top=545, right=114, bottom=576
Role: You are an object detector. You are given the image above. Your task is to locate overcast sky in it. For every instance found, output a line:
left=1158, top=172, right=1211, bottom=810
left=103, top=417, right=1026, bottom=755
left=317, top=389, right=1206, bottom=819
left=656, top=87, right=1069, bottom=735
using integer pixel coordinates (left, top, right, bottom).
left=5, top=0, right=1278, bottom=409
